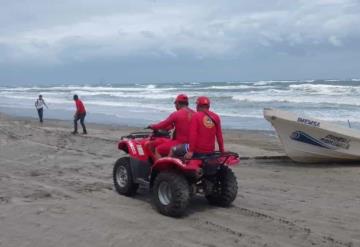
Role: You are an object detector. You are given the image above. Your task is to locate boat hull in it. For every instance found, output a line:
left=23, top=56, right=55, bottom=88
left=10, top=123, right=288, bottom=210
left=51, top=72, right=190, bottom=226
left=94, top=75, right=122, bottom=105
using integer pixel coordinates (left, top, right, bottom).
left=264, top=108, right=360, bottom=163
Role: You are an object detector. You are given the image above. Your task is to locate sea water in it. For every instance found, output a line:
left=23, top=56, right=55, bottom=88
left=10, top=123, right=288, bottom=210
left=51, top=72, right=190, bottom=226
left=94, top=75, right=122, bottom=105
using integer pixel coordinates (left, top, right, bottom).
left=1, top=79, right=360, bottom=130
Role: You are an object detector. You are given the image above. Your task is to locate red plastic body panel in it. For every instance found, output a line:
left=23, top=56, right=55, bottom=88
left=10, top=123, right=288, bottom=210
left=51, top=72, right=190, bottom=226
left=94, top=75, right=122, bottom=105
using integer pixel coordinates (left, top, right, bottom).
left=152, top=156, right=239, bottom=172
left=224, top=156, right=240, bottom=166
left=118, top=139, right=151, bottom=161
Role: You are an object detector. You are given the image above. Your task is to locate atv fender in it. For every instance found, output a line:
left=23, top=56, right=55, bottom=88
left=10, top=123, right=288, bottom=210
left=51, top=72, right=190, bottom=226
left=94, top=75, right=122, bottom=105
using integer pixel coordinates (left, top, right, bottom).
left=225, top=156, right=240, bottom=166
left=118, top=141, right=130, bottom=154
left=150, top=157, right=200, bottom=187
left=118, top=140, right=148, bottom=161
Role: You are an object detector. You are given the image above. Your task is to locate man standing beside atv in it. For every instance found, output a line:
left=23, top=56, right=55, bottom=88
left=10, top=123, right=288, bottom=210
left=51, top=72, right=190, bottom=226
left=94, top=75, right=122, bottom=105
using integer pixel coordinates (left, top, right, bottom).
left=148, top=94, right=194, bottom=160
left=185, top=96, right=224, bottom=159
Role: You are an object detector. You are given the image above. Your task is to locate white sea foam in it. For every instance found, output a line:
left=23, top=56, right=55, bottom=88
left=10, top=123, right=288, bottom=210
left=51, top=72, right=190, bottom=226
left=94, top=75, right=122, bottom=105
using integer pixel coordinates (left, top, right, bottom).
left=253, top=81, right=270, bottom=86
left=1, top=80, right=360, bottom=130
left=85, top=100, right=172, bottom=112
left=1, top=85, right=178, bottom=93
left=207, top=85, right=255, bottom=90
left=289, top=84, right=360, bottom=95
left=254, top=80, right=297, bottom=85
left=231, top=94, right=360, bottom=106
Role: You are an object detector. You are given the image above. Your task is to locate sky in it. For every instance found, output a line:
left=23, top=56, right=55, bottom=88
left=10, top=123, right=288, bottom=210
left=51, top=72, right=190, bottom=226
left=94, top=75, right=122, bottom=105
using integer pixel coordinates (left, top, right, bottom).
left=0, top=0, right=360, bottom=85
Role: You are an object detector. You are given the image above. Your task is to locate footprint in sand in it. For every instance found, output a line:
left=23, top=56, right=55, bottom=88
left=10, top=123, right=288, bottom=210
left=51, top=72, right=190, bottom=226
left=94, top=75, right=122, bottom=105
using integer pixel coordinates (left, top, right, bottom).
left=24, top=190, right=52, bottom=202
left=0, top=196, right=10, bottom=204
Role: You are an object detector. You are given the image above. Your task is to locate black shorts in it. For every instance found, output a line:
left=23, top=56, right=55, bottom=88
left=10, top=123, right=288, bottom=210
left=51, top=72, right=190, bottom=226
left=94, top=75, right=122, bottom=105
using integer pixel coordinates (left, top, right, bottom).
left=171, top=144, right=189, bottom=157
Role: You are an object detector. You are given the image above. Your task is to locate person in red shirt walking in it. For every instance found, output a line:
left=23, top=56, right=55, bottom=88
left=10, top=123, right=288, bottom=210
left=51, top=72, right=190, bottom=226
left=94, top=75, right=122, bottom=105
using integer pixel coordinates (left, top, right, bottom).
left=149, top=94, right=194, bottom=160
left=72, top=94, right=87, bottom=135
left=185, top=96, right=224, bottom=159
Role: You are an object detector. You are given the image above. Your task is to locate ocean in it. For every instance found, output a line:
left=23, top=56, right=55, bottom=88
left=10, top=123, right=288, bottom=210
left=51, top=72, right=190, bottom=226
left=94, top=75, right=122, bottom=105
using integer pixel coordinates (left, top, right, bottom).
left=1, top=79, right=360, bottom=130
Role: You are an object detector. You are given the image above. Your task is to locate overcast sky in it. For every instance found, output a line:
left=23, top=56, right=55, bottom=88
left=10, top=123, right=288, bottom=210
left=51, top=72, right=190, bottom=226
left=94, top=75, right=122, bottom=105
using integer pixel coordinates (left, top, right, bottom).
left=1, top=0, right=360, bottom=85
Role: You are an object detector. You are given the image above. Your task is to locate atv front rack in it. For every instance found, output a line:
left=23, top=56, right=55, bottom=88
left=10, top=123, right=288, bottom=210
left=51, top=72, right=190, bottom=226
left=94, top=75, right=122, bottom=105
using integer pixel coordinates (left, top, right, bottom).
left=121, top=132, right=152, bottom=140
left=121, top=129, right=171, bottom=140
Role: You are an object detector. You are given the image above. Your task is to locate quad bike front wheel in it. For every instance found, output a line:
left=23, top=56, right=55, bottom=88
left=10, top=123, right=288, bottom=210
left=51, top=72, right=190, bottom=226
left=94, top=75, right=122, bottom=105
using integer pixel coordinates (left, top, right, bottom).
left=205, top=166, right=238, bottom=207
left=113, top=157, right=139, bottom=196
left=152, top=171, right=190, bottom=217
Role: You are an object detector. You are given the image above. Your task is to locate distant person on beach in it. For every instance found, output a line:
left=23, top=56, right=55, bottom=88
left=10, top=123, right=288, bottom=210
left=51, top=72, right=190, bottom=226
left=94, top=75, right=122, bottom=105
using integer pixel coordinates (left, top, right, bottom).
left=148, top=94, right=194, bottom=160
left=72, top=94, right=87, bottom=135
left=34, top=95, right=48, bottom=124
left=184, top=96, right=224, bottom=159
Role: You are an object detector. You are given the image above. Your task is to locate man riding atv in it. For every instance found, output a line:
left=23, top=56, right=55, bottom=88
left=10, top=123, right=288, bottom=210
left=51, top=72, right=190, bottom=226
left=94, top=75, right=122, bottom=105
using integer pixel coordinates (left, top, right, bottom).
left=183, top=96, right=224, bottom=159
left=113, top=95, right=239, bottom=217
left=148, top=94, right=194, bottom=160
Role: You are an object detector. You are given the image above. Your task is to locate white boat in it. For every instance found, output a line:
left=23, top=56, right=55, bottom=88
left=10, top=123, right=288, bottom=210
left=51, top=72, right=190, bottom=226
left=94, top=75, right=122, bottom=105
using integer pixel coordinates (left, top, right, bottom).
left=263, top=108, right=360, bottom=163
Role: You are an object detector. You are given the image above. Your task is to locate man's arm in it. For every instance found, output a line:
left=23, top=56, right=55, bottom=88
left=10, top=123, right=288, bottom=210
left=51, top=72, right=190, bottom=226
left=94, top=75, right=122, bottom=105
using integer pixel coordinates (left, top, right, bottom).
left=215, top=116, right=225, bottom=152
left=150, top=112, right=176, bottom=130
left=75, top=101, right=80, bottom=116
left=43, top=100, right=48, bottom=109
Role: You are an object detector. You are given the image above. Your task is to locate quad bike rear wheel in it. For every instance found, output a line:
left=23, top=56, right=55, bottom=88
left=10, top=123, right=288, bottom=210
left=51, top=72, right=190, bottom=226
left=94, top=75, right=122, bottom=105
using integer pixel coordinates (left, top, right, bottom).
left=152, top=171, right=190, bottom=217
left=205, top=166, right=237, bottom=207
left=113, top=157, right=139, bottom=196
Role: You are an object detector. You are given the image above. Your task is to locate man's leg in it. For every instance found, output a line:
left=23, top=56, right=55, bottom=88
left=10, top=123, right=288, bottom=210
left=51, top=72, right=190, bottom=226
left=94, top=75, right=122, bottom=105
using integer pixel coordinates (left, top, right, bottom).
left=156, top=140, right=180, bottom=159
left=80, top=113, right=87, bottom=134
left=37, top=108, right=43, bottom=123
left=39, top=108, right=43, bottom=123
left=147, top=138, right=169, bottom=161
left=154, top=149, right=162, bottom=161
left=73, top=115, right=79, bottom=134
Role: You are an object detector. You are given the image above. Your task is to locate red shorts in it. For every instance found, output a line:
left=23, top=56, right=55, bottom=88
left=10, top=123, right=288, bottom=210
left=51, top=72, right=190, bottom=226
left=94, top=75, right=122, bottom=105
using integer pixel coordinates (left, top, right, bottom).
left=156, top=140, right=181, bottom=156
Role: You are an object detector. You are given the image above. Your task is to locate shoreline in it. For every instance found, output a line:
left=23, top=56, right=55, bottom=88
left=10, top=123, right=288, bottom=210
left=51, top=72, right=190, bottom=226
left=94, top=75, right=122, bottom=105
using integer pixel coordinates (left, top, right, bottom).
left=0, top=111, right=283, bottom=158
left=0, top=111, right=274, bottom=133
left=0, top=104, right=274, bottom=131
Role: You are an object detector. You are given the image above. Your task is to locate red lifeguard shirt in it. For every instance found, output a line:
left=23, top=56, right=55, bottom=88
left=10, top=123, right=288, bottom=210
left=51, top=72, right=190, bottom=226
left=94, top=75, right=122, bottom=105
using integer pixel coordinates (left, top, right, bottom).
left=188, top=110, right=224, bottom=154
left=75, top=99, right=86, bottom=114
left=150, top=107, right=194, bottom=143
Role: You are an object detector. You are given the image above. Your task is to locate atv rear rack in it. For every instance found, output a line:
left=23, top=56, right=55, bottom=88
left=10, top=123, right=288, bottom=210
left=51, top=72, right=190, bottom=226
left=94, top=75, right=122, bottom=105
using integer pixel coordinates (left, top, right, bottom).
left=195, top=151, right=239, bottom=166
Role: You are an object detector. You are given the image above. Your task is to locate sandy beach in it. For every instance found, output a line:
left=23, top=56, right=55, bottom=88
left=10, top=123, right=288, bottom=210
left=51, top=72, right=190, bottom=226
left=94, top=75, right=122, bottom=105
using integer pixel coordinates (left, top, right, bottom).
left=0, top=113, right=359, bottom=247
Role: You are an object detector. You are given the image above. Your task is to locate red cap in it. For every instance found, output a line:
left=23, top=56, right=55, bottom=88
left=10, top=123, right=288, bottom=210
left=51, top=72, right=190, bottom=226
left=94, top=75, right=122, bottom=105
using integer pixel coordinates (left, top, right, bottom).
left=174, top=94, right=188, bottom=103
left=196, top=96, right=210, bottom=106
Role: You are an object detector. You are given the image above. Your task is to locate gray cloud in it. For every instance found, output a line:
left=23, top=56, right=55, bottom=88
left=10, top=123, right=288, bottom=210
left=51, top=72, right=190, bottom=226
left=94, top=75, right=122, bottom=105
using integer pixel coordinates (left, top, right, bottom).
left=0, top=0, right=360, bottom=83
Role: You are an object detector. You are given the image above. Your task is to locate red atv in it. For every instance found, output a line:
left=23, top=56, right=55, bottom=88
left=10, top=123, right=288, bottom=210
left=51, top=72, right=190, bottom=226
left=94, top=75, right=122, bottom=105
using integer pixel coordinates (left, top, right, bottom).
left=113, top=129, right=240, bottom=217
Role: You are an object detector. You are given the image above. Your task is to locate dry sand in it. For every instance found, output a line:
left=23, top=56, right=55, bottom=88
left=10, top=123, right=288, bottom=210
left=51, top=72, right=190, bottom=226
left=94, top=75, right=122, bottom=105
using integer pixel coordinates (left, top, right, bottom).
left=0, top=113, right=359, bottom=247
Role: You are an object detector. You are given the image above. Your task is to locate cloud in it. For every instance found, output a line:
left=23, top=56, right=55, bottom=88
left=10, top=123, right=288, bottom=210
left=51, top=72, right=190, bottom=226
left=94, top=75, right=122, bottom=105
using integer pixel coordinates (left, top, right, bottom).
left=0, top=1, right=360, bottom=82
left=0, top=0, right=360, bottom=63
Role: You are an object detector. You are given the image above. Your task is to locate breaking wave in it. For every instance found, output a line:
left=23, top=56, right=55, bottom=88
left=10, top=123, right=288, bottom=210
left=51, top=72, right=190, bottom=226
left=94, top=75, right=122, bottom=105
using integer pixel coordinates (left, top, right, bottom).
left=1, top=79, right=360, bottom=129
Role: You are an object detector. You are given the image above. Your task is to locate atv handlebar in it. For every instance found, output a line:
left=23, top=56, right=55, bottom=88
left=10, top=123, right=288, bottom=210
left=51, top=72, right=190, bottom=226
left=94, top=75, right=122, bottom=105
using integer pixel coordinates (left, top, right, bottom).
left=120, top=129, right=171, bottom=140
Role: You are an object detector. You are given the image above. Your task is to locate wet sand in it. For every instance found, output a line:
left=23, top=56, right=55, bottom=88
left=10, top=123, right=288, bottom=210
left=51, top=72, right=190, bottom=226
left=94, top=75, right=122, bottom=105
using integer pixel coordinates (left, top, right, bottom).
left=0, top=113, right=359, bottom=247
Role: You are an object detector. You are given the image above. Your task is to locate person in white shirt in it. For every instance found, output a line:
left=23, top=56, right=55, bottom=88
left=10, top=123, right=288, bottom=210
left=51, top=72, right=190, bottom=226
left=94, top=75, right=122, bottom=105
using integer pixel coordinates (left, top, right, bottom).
left=35, top=95, right=48, bottom=123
